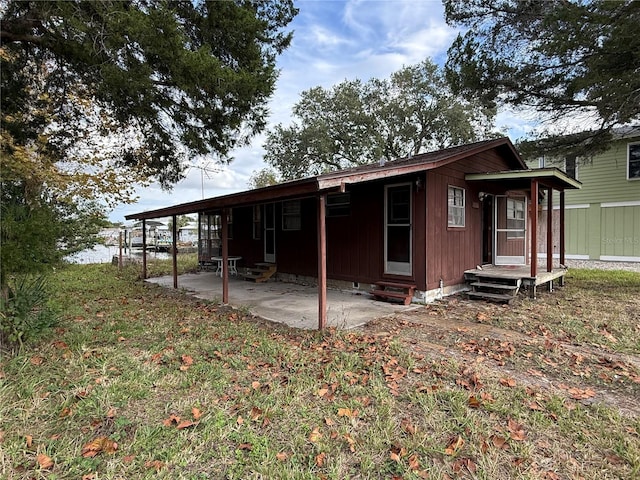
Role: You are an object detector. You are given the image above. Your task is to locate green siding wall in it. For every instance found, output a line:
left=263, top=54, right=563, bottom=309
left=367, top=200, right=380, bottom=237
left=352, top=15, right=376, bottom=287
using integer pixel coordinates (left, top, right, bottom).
left=601, top=205, right=640, bottom=258
left=526, top=135, right=640, bottom=261
left=526, top=137, right=640, bottom=204
left=565, top=207, right=589, bottom=255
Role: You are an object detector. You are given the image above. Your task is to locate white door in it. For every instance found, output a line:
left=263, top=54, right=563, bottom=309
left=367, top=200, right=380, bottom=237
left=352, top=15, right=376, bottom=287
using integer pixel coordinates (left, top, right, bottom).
left=384, top=184, right=412, bottom=275
left=494, top=195, right=527, bottom=265
left=264, top=203, right=276, bottom=263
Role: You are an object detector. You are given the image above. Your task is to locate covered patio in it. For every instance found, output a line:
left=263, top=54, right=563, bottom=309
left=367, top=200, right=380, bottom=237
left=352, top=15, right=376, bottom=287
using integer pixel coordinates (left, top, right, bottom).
left=145, top=271, right=416, bottom=330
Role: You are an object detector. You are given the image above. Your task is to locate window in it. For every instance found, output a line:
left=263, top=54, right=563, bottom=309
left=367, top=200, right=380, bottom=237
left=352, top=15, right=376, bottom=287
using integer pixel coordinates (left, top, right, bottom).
left=506, top=198, right=525, bottom=238
left=565, top=156, right=578, bottom=179
left=448, top=186, right=465, bottom=227
left=252, top=205, right=261, bottom=239
left=629, top=142, right=640, bottom=180
left=326, top=193, right=351, bottom=217
left=282, top=200, right=301, bottom=231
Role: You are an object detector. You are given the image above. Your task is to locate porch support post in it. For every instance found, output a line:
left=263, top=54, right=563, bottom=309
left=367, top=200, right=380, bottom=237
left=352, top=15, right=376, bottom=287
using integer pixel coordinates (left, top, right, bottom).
left=142, top=219, right=147, bottom=279
left=559, top=190, right=566, bottom=287
left=172, top=214, right=178, bottom=289
left=559, top=191, right=566, bottom=266
left=317, top=194, right=327, bottom=330
left=221, top=209, right=229, bottom=304
left=546, top=187, right=553, bottom=273
left=530, top=180, right=538, bottom=279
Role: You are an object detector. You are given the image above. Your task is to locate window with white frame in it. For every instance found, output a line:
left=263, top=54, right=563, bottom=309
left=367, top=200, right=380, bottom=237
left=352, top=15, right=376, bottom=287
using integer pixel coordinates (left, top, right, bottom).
left=448, top=186, right=465, bottom=227
left=282, top=200, right=301, bottom=231
left=506, top=198, right=525, bottom=238
left=629, top=142, right=640, bottom=180
left=565, top=156, right=578, bottom=180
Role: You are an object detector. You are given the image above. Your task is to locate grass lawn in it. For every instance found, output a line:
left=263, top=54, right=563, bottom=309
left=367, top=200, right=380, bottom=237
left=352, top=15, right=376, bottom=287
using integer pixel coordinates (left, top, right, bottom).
left=1, top=262, right=639, bottom=479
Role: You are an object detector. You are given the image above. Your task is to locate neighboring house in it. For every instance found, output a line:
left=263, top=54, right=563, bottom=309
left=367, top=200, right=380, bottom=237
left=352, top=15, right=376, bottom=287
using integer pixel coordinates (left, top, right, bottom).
left=527, top=127, right=640, bottom=263
left=126, top=137, right=579, bottom=323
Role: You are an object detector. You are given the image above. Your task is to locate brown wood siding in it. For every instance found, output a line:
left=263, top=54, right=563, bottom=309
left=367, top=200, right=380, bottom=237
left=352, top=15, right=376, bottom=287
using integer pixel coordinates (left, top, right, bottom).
left=276, top=198, right=318, bottom=275
left=326, top=182, right=385, bottom=285
left=426, top=152, right=516, bottom=290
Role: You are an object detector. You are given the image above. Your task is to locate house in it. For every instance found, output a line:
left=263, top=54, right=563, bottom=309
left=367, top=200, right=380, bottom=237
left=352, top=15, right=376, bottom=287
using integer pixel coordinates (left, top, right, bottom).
left=527, top=127, right=640, bottom=263
left=125, top=137, right=580, bottom=328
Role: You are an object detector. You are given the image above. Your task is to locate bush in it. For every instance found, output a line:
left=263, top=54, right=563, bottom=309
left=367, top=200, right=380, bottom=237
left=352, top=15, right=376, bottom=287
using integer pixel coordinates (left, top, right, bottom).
left=0, top=275, right=59, bottom=351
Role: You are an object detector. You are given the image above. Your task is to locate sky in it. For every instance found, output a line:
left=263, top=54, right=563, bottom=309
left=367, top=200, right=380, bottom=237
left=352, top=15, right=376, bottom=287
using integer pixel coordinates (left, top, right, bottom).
left=109, top=0, right=529, bottom=223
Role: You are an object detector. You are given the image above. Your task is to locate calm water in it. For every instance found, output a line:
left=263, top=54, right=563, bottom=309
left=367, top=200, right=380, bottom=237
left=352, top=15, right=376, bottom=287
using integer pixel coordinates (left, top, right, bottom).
left=65, top=245, right=170, bottom=264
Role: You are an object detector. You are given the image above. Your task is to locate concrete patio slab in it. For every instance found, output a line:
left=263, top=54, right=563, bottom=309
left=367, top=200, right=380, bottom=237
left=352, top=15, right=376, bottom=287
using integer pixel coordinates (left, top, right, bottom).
left=146, top=272, right=418, bottom=330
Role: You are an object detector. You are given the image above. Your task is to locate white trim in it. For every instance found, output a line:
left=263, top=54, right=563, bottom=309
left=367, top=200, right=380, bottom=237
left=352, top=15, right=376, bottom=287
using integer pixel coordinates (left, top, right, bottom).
left=384, top=183, right=413, bottom=276
left=495, top=256, right=526, bottom=265
left=627, top=141, right=640, bottom=180
left=447, top=185, right=466, bottom=227
left=537, top=253, right=590, bottom=260
left=600, top=255, right=640, bottom=263
left=601, top=200, right=640, bottom=208
left=543, top=203, right=590, bottom=211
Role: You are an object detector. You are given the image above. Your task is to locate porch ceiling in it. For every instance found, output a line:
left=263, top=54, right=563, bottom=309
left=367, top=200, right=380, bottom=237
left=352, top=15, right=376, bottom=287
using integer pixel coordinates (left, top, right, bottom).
left=465, top=167, right=582, bottom=191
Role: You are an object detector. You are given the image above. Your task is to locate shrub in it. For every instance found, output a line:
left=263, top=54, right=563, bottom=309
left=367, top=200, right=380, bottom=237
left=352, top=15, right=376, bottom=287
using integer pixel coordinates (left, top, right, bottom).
left=0, top=275, right=59, bottom=351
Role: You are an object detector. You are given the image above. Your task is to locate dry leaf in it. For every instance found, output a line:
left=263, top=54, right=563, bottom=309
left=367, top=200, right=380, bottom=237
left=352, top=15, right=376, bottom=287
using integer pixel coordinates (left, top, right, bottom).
left=276, top=451, right=288, bottom=462
left=444, top=435, right=465, bottom=455
left=30, top=356, right=44, bottom=365
left=236, top=415, right=244, bottom=425
left=238, top=443, right=252, bottom=451
left=145, top=460, right=164, bottom=471
left=499, top=377, right=517, bottom=387
left=315, top=452, right=326, bottom=467
left=309, top=427, right=322, bottom=442
left=508, top=418, right=526, bottom=441
left=82, top=473, right=96, bottom=480
left=37, top=453, right=54, bottom=469
left=401, top=418, right=416, bottom=435
left=163, top=414, right=180, bottom=427
left=25, top=435, right=33, bottom=448
left=251, top=381, right=261, bottom=390
left=59, top=407, right=72, bottom=418
left=176, top=420, right=195, bottom=430
left=324, top=417, right=335, bottom=426
left=468, top=395, right=481, bottom=408
left=81, top=437, right=117, bottom=458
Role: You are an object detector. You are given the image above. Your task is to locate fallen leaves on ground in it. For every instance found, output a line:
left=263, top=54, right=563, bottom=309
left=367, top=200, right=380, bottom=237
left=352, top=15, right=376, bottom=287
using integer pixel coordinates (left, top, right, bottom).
left=81, top=437, right=118, bottom=457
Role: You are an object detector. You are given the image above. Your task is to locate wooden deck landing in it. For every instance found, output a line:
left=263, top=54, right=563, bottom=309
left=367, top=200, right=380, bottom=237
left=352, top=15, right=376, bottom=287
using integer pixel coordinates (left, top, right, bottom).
left=464, top=265, right=568, bottom=300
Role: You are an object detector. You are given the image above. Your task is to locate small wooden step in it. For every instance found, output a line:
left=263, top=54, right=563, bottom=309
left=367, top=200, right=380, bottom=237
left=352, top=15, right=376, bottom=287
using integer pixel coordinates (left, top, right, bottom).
left=241, top=263, right=277, bottom=283
left=467, top=291, right=516, bottom=303
left=371, top=281, right=416, bottom=305
left=470, top=282, right=519, bottom=290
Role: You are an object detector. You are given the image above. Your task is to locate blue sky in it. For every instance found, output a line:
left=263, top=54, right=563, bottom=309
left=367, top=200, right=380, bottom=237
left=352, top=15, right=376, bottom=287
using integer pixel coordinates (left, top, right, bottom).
left=110, top=0, right=528, bottom=223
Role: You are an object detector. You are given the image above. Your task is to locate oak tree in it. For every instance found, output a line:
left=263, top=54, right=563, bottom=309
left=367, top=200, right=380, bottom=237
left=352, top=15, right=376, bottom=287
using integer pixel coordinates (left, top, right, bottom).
left=264, top=59, right=495, bottom=180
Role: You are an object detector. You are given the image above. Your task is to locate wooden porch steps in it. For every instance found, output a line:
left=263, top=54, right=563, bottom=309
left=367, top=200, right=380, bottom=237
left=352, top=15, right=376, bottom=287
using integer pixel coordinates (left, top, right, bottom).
left=465, top=273, right=521, bottom=304
left=241, top=263, right=277, bottom=283
left=371, top=281, right=416, bottom=305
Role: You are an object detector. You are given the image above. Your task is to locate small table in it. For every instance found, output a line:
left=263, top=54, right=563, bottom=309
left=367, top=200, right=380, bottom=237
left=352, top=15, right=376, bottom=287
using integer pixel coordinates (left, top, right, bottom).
left=211, top=256, right=242, bottom=277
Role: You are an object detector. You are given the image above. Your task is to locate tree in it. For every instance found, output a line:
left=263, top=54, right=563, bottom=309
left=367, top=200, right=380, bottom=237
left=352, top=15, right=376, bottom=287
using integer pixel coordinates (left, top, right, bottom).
left=248, top=168, right=280, bottom=189
left=444, top=0, right=640, bottom=159
left=1, top=0, right=298, bottom=188
left=263, top=59, right=496, bottom=180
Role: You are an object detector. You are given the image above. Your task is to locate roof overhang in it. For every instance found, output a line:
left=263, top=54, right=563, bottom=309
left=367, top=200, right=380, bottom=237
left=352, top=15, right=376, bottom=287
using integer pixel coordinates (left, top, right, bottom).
left=465, top=168, right=582, bottom=191
left=126, top=137, right=527, bottom=221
